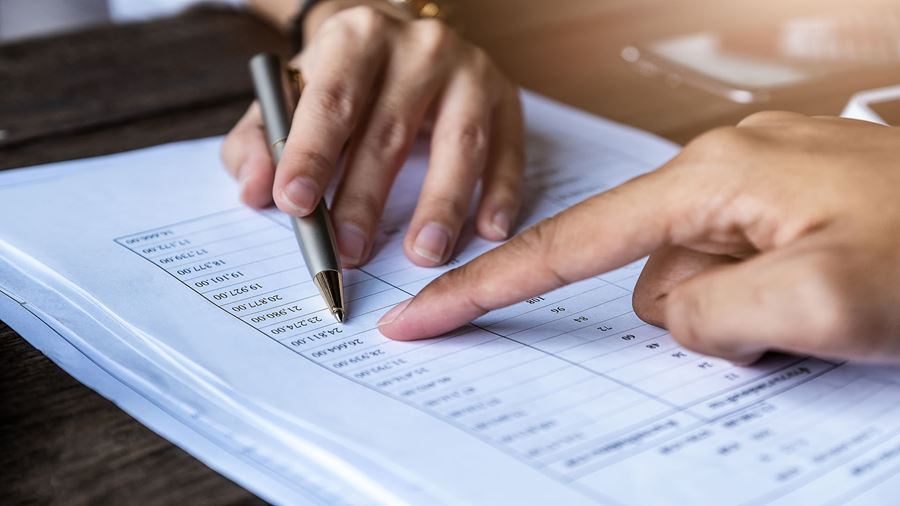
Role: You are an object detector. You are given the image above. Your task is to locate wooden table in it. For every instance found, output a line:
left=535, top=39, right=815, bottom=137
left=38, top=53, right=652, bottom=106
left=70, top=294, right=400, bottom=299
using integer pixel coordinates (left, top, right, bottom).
left=2, top=0, right=898, bottom=503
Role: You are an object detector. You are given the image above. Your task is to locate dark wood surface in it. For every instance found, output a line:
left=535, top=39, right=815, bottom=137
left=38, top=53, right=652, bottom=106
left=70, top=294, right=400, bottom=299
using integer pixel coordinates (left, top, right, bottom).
left=2, top=0, right=899, bottom=504
left=0, top=7, right=283, bottom=505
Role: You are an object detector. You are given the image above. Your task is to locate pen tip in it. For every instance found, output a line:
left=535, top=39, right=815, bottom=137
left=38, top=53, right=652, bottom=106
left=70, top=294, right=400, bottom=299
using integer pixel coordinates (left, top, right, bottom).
left=313, top=270, right=346, bottom=324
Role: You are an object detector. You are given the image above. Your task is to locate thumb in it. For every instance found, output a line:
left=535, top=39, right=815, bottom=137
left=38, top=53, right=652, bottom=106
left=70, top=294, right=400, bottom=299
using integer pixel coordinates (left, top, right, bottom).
left=663, top=245, right=863, bottom=364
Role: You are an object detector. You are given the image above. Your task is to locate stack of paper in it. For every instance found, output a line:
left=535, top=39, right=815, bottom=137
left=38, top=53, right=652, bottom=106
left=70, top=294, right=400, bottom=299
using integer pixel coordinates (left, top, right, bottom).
left=2, top=93, right=899, bottom=505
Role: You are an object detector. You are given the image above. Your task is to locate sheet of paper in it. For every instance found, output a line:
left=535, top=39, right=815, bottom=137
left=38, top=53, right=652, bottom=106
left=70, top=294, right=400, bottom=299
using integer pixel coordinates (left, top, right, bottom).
left=2, top=92, right=900, bottom=505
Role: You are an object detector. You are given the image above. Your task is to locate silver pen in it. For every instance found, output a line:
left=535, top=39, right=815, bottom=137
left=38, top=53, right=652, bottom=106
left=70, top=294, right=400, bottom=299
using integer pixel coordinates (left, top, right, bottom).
left=249, top=52, right=346, bottom=323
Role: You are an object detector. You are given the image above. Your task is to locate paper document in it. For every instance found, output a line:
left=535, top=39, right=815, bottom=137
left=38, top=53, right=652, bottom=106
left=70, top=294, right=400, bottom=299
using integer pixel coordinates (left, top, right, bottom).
left=2, top=92, right=900, bottom=505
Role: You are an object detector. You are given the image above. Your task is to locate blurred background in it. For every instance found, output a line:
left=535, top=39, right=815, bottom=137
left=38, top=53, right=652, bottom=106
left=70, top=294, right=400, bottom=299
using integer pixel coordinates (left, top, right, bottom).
left=0, top=0, right=243, bottom=40
left=2, top=0, right=899, bottom=169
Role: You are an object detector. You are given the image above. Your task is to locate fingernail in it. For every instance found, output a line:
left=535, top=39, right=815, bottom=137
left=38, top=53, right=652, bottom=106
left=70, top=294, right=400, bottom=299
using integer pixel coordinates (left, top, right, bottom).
left=413, top=222, right=451, bottom=263
left=378, top=298, right=412, bottom=327
left=491, top=210, right=512, bottom=239
left=337, top=222, right=367, bottom=266
left=282, top=177, right=318, bottom=214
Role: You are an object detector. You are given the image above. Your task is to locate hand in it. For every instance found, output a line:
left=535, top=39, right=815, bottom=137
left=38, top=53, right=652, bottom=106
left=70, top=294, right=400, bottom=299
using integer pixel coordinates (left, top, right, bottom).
left=221, top=2, right=524, bottom=268
left=377, top=112, right=900, bottom=364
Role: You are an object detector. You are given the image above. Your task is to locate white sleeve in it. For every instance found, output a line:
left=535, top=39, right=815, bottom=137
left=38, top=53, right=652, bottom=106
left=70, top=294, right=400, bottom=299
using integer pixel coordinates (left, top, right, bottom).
left=107, top=0, right=245, bottom=23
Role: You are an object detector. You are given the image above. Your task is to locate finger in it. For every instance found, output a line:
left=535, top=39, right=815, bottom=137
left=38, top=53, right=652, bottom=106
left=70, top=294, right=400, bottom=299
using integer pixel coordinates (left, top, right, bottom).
left=475, top=85, right=525, bottom=241
left=220, top=103, right=275, bottom=208
left=736, top=111, right=807, bottom=128
left=273, top=8, right=391, bottom=216
left=632, top=246, right=739, bottom=326
left=379, top=168, right=690, bottom=340
left=403, top=57, right=499, bottom=266
left=664, top=238, right=888, bottom=363
left=330, top=32, right=451, bottom=267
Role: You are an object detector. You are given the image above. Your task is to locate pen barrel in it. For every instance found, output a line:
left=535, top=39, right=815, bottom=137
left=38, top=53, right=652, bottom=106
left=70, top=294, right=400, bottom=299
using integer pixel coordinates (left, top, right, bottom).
left=249, top=53, right=292, bottom=147
left=248, top=52, right=344, bottom=278
left=291, top=203, right=341, bottom=276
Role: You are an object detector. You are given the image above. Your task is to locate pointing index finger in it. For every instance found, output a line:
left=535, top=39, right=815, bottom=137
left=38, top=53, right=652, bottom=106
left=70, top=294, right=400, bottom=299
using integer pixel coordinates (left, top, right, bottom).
left=378, top=169, right=687, bottom=340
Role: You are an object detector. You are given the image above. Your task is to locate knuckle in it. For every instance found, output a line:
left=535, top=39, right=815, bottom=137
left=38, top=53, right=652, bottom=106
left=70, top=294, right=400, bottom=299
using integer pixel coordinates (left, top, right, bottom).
left=435, top=263, right=490, bottom=312
left=442, top=260, right=474, bottom=288
left=310, top=83, right=357, bottom=127
left=521, top=217, right=558, bottom=253
left=467, top=47, right=496, bottom=78
left=681, top=127, right=757, bottom=169
left=737, top=111, right=792, bottom=128
left=459, top=123, right=489, bottom=150
left=336, top=191, right=381, bottom=222
left=441, top=122, right=489, bottom=153
left=318, top=11, right=351, bottom=37
left=515, top=217, right=569, bottom=286
left=371, top=116, right=412, bottom=159
left=331, top=6, right=387, bottom=40
left=286, top=149, right=331, bottom=180
left=413, top=19, right=454, bottom=58
left=348, top=6, right=388, bottom=38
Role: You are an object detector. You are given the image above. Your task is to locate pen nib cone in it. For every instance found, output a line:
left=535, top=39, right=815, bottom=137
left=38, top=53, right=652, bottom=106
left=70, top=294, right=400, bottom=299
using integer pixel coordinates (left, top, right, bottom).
left=314, top=270, right=345, bottom=324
